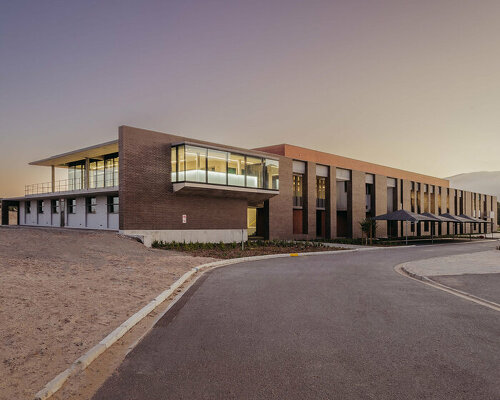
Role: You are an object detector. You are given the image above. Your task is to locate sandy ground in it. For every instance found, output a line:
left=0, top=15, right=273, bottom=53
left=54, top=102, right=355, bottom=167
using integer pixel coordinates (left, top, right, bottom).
left=0, top=226, right=216, bottom=400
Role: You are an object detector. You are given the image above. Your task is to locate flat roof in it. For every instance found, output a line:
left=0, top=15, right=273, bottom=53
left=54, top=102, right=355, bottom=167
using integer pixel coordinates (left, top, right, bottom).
left=29, top=140, right=118, bottom=167
left=255, top=144, right=450, bottom=187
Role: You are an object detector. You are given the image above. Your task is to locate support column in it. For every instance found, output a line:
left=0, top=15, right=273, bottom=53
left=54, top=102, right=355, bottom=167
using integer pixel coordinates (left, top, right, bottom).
left=85, top=158, right=90, bottom=189
left=51, top=165, right=55, bottom=192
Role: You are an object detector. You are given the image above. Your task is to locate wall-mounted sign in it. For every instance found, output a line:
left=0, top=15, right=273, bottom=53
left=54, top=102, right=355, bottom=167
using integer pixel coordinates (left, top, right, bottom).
left=490, top=211, right=495, bottom=219
left=182, top=214, right=187, bottom=224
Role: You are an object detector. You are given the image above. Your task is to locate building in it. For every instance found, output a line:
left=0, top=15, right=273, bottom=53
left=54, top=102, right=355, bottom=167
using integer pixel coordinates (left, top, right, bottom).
left=2, top=126, right=497, bottom=245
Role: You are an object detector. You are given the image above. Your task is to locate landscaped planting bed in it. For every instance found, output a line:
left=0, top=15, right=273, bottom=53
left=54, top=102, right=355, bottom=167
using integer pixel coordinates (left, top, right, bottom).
left=152, top=240, right=344, bottom=259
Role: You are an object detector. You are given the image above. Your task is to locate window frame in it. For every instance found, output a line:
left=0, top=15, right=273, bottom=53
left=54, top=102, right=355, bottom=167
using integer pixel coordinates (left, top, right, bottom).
left=37, top=200, right=44, bottom=214
left=107, top=196, right=119, bottom=214
left=170, top=143, right=279, bottom=191
left=86, top=197, right=97, bottom=214
left=51, top=199, right=60, bottom=214
left=68, top=198, right=76, bottom=214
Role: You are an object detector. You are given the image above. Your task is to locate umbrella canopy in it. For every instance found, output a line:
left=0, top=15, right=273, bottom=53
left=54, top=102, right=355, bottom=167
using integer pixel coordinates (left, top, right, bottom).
left=419, top=212, right=446, bottom=222
left=440, top=213, right=472, bottom=223
left=458, top=214, right=488, bottom=224
left=374, top=209, right=437, bottom=222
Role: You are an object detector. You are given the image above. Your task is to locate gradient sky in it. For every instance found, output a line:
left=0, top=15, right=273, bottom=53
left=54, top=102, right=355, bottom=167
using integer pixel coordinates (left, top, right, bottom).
left=1, top=0, right=500, bottom=197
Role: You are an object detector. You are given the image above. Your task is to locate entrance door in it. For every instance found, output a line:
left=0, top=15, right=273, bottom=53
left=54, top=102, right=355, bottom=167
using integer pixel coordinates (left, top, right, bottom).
left=247, top=207, right=257, bottom=237
left=316, top=210, right=326, bottom=237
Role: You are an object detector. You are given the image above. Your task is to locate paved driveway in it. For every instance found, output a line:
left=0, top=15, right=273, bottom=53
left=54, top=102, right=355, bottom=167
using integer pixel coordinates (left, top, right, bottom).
left=93, top=241, right=500, bottom=400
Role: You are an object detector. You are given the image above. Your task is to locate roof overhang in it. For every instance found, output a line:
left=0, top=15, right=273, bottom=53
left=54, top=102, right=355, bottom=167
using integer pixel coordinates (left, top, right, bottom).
left=173, top=182, right=279, bottom=205
left=29, top=140, right=118, bottom=167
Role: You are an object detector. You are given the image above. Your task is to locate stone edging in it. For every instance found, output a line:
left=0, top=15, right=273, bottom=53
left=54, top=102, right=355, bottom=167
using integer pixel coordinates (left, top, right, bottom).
left=396, top=262, right=500, bottom=312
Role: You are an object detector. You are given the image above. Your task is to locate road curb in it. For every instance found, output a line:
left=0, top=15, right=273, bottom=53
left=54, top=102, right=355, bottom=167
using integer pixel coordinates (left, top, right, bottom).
left=34, top=247, right=363, bottom=400
left=396, top=262, right=500, bottom=312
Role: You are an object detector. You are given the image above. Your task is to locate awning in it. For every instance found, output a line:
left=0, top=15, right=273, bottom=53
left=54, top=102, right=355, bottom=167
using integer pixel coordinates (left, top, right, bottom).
left=419, top=212, right=445, bottom=222
left=439, top=213, right=471, bottom=223
left=458, top=214, right=489, bottom=224
left=374, top=209, right=437, bottom=222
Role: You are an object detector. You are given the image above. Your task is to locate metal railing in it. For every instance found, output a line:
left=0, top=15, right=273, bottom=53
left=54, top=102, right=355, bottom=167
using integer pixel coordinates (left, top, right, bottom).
left=24, top=178, right=86, bottom=196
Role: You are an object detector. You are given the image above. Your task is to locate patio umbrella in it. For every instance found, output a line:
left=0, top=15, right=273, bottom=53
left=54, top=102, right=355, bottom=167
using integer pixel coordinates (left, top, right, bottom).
left=374, top=210, right=437, bottom=244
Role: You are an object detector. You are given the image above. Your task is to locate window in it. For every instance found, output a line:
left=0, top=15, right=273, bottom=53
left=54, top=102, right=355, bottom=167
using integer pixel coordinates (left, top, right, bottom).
left=107, top=196, right=119, bottom=213
left=68, top=162, right=85, bottom=191
left=87, top=154, right=118, bottom=189
left=171, top=146, right=177, bottom=182
left=337, top=181, right=348, bottom=211
left=265, top=159, right=279, bottom=190
left=104, top=155, right=119, bottom=187
left=51, top=199, right=59, bottom=214
left=177, top=145, right=185, bottom=181
left=316, top=177, right=326, bottom=208
left=170, top=144, right=279, bottom=190
left=86, top=197, right=96, bottom=214
left=207, top=149, right=227, bottom=185
left=25, top=201, right=31, bottom=214
left=245, top=156, right=264, bottom=188
left=293, top=174, right=303, bottom=207
left=38, top=200, right=44, bottom=214
left=185, top=145, right=207, bottom=183
left=68, top=198, right=76, bottom=214
left=410, top=182, right=416, bottom=212
left=228, top=153, right=245, bottom=186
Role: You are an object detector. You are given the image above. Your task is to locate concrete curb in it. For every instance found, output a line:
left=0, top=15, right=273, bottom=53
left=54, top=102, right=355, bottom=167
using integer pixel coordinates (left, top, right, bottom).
left=35, top=243, right=422, bottom=399
left=395, top=262, right=500, bottom=312
left=34, top=247, right=364, bottom=400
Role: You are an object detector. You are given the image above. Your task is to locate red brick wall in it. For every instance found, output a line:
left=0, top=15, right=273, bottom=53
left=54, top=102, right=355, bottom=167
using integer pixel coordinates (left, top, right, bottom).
left=267, top=157, right=293, bottom=239
left=119, top=126, right=250, bottom=231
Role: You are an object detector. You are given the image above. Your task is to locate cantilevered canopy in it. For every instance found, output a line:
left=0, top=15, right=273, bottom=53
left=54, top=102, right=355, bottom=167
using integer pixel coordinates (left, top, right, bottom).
left=29, top=140, right=118, bottom=167
left=373, top=209, right=437, bottom=222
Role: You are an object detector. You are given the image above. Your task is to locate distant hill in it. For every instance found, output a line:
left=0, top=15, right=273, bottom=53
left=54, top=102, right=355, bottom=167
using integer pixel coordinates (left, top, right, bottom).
left=446, top=171, right=500, bottom=199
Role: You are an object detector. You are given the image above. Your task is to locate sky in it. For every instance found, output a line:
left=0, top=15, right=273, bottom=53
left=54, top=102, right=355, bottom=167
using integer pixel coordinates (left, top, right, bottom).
left=1, top=0, right=500, bottom=197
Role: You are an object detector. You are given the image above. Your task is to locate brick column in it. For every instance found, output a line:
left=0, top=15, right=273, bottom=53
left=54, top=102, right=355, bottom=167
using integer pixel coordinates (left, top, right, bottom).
left=350, top=170, right=365, bottom=239
left=268, top=157, right=293, bottom=240
left=328, top=166, right=337, bottom=239
left=305, top=161, right=316, bottom=238
left=401, top=180, right=412, bottom=236
left=374, top=174, right=387, bottom=237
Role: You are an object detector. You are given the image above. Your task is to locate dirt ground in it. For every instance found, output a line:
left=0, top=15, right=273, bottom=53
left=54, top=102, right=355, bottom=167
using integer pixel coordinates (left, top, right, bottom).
left=0, top=226, right=216, bottom=400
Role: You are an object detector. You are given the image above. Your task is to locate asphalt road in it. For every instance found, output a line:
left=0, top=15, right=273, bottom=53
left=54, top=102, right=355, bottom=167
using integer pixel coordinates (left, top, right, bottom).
left=93, top=241, right=500, bottom=400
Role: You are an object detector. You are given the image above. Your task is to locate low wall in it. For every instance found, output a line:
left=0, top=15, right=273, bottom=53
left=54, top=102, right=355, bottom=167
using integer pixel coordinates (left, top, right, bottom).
left=120, top=229, right=249, bottom=247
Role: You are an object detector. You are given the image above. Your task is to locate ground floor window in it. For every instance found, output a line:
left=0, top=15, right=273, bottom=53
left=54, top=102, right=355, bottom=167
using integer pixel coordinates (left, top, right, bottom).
left=68, top=198, right=76, bottom=214
left=25, top=201, right=31, bottom=214
left=107, top=196, right=119, bottom=213
left=38, top=200, right=44, bottom=214
left=86, top=197, right=97, bottom=214
left=51, top=200, right=59, bottom=214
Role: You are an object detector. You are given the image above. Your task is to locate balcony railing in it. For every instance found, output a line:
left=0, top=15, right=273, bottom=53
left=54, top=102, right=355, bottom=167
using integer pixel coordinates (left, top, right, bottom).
left=24, top=178, right=118, bottom=196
